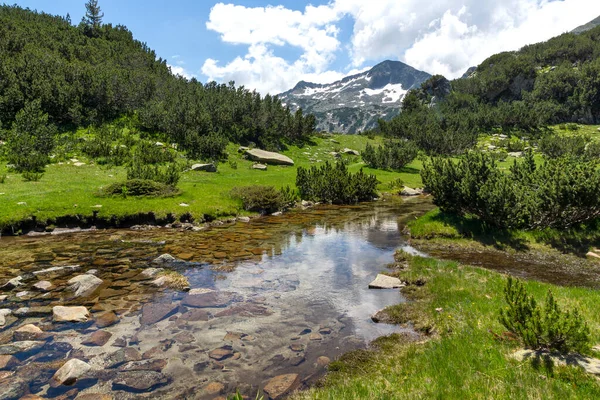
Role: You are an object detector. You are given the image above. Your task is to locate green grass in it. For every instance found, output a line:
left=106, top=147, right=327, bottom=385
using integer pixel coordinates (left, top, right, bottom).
left=407, top=209, right=600, bottom=254
left=0, top=134, right=424, bottom=230
left=295, top=256, right=600, bottom=399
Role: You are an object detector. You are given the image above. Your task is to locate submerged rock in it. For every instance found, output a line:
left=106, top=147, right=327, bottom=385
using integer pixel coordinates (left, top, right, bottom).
left=95, top=311, right=119, bottom=328
left=182, top=292, right=242, bottom=308
left=82, top=330, right=112, bottom=347
left=140, top=303, right=179, bottom=325
left=368, top=274, right=404, bottom=289
left=263, top=374, right=301, bottom=399
left=112, top=371, right=170, bottom=392
left=0, top=309, right=12, bottom=327
left=68, top=274, right=103, bottom=297
left=53, top=306, right=90, bottom=322
left=50, top=359, right=92, bottom=387
left=208, top=346, right=233, bottom=361
left=0, top=341, right=45, bottom=355
left=105, top=348, right=142, bottom=369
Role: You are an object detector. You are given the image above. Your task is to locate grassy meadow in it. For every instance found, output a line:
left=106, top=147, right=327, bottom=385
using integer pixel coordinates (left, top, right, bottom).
left=295, top=255, right=600, bottom=400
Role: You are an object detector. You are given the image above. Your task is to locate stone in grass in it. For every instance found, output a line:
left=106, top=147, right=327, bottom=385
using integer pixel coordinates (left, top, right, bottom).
left=252, top=163, right=268, bottom=171
left=50, top=359, right=92, bottom=387
left=513, top=349, right=600, bottom=376
left=191, top=163, right=217, bottom=172
left=368, top=274, right=404, bottom=289
left=263, top=374, right=301, bottom=400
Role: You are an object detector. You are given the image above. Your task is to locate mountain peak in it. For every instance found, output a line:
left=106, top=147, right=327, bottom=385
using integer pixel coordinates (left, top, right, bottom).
left=279, top=60, right=431, bottom=133
left=572, top=15, right=600, bottom=34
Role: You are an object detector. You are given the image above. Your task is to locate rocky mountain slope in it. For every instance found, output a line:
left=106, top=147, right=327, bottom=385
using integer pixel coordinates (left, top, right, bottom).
left=572, top=15, right=600, bottom=34
left=278, top=60, right=431, bottom=133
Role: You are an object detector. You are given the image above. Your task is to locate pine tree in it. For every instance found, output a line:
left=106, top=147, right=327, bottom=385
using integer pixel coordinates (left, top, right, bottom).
left=65, top=13, right=71, bottom=25
left=84, top=0, right=104, bottom=28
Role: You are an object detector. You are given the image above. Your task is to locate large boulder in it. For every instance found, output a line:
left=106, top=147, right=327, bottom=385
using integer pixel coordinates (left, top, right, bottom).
left=68, top=274, right=103, bottom=297
left=191, top=163, right=217, bottom=172
left=50, top=359, right=92, bottom=387
left=244, top=149, right=294, bottom=166
left=53, top=306, right=90, bottom=323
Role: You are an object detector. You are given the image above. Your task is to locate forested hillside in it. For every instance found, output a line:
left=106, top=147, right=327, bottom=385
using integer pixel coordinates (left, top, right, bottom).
left=0, top=4, right=314, bottom=151
left=380, top=25, right=600, bottom=155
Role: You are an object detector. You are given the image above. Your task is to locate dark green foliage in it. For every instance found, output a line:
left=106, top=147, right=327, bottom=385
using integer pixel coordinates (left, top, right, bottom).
left=0, top=5, right=314, bottom=154
left=186, top=131, right=228, bottom=162
left=362, top=140, right=418, bottom=170
left=22, top=171, right=43, bottom=182
left=101, top=179, right=179, bottom=198
left=6, top=100, right=55, bottom=173
left=539, top=134, right=589, bottom=158
left=499, top=277, right=591, bottom=353
left=231, top=186, right=285, bottom=214
left=126, top=161, right=180, bottom=186
left=132, top=141, right=175, bottom=165
left=422, top=151, right=600, bottom=229
left=0, top=174, right=6, bottom=183
left=296, top=161, right=379, bottom=204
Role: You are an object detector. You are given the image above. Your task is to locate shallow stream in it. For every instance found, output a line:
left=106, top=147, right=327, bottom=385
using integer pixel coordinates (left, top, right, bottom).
left=0, top=198, right=433, bottom=399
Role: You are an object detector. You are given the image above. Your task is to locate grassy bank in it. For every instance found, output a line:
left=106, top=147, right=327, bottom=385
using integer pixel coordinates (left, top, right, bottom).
left=296, top=254, right=600, bottom=399
left=0, top=134, right=424, bottom=231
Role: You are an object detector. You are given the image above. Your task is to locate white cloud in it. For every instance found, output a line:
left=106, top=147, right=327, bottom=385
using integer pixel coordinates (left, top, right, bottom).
left=168, top=64, right=196, bottom=80
left=202, top=0, right=600, bottom=94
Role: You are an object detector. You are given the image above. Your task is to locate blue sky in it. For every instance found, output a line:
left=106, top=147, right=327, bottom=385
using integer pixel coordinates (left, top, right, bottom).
left=8, top=0, right=600, bottom=95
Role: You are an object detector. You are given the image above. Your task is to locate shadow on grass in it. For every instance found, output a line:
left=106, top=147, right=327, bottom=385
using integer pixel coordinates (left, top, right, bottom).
left=420, top=210, right=600, bottom=256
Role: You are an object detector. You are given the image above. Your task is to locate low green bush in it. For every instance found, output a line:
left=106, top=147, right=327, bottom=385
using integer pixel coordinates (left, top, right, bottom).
left=101, top=179, right=180, bottom=198
left=126, top=160, right=180, bottom=186
left=538, top=134, right=588, bottom=158
left=362, top=140, right=418, bottom=170
left=22, top=171, right=43, bottom=181
left=296, top=161, right=379, bottom=204
left=499, top=277, right=591, bottom=354
left=0, top=174, right=6, bottom=183
left=231, top=185, right=285, bottom=214
left=422, top=150, right=600, bottom=229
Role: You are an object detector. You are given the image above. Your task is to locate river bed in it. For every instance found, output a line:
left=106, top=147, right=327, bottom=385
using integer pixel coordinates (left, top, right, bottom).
left=0, top=198, right=433, bottom=399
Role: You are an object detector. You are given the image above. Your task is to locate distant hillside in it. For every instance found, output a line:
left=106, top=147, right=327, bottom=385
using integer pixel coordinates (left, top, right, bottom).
left=0, top=5, right=314, bottom=150
left=572, top=15, right=600, bottom=34
left=279, top=61, right=431, bottom=133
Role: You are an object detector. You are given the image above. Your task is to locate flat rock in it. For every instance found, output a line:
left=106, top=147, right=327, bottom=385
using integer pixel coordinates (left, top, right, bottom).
left=82, top=330, right=112, bottom=346
left=191, top=163, right=217, bottom=172
left=53, top=306, right=90, bottom=322
left=174, top=331, right=195, bottom=344
left=32, top=281, right=54, bottom=292
left=140, top=303, right=179, bottom=325
left=309, top=333, right=323, bottom=341
left=289, top=344, right=304, bottom=353
left=96, top=311, right=119, bottom=328
left=252, top=163, right=268, bottom=171
left=342, top=148, right=360, bottom=156
left=263, top=374, right=301, bottom=399
left=138, top=268, right=164, bottom=280
left=75, top=394, right=113, bottom=400
left=208, top=346, right=233, bottom=361
left=513, top=349, right=600, bottom=376
left=68, top=274, right=103, bottom=297
left=180, top=309, right=210, bottom=322
left=182, top=292, right=241, bottom=308
left=316, top=356, right=331, bottom=367
left=33, top=265, right=80, bottom=279
left=50, top=358, right=92, bottom=388
left=112, top=371, right=170, bottom=392
left=245, top=149, right=294, bottom=166
left=400, top=187, right=423, bottom=196
left=368, top=274, right=404, bottom=289
left=0, top=309, right=11, bottom=326
left=0, top=378, right=26, bottom=399
left=214, top=303, right=271, bottom=317
left=0, top=341, right=45, bottom=355
left=0, top=354, right=18, bottom=370
left=1, top=276, right=23, bottom=291
left=587, top=251, right=600, bottom=260
left=119, top=359, right=168, bottom=373
left=204, top=382, right=224, bottom=395
left=151, top=254, right=180, bottom=264
left=13, top=324, right=43, bottom=341
left=105, top=348, right=142, bottom=369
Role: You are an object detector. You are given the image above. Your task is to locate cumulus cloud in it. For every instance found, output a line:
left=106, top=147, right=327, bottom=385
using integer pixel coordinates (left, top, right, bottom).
left=202, top=0, right=600, bottom=94
left=168, top=64, right=196, bottom=80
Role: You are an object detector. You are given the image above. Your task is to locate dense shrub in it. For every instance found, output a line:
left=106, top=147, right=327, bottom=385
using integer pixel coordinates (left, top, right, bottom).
left=422, top=151, right=600, bottom=229
left=538, top=134, right=588, bottom=158
left=231, top=185, right=285, bottom=214
left=296, top=161, right=379, bottom=204
left=132, top=140, right=176, bottom=164
left=101, top=179, right=179, bottom=198
left=362, top=140, right=418, bottom=170
left=126, top=161, right=180, bottom=186
left=499, top=277, right=590, bottom=353
left=186, top=131, right=228, bottom=162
